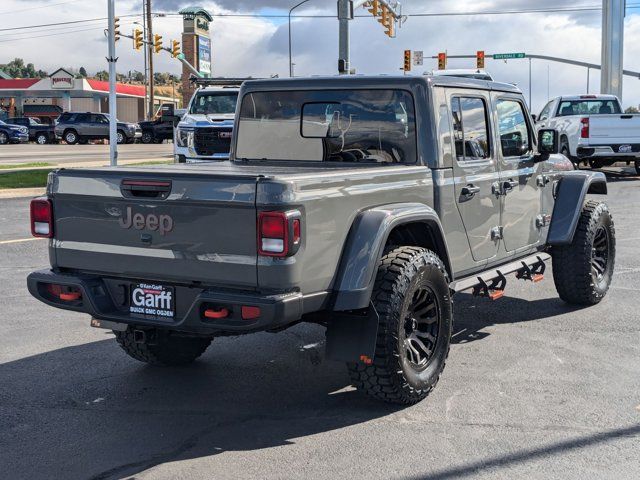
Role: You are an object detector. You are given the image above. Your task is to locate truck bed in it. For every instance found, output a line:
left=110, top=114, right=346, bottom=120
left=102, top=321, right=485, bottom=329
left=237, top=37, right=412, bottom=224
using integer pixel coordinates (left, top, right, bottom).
left=47, top=161, right=420, bottom=291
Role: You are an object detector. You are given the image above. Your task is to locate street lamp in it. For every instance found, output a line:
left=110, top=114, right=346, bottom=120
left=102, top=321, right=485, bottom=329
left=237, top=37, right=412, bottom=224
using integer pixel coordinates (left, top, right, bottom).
left=289, top=0, right=312, bottom=77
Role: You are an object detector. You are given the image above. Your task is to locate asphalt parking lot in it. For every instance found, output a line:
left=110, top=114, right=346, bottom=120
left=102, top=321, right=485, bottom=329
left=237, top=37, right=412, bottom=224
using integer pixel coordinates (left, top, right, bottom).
left=0, top=167, right=638, bottom=480
left=0, top=143, right=172, bottom=167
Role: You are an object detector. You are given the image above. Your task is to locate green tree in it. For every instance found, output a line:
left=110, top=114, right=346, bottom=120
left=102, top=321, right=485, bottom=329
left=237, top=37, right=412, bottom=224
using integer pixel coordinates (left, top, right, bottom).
left=625, top=106, right=639, bottom=114
left=0, top=58, right=48, bottom=78
left=79, top=67, right=87, bottom=78
left=94, top=70, right=109, bottom=81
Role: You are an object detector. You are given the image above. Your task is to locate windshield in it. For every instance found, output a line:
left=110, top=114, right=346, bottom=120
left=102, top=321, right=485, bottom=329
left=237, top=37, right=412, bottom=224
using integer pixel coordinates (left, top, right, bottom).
left=557, top=99, right=621, bottom=116
left=235, top=89, right=416, bottom=163
left=189, top=92, right=238, bottom=115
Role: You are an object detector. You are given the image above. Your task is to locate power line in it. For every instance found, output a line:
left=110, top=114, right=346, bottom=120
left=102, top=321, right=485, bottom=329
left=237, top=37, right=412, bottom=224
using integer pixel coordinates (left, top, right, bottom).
left=1, top=0, right=85, bottom=16
left=2, top=3, right=640, bottom=35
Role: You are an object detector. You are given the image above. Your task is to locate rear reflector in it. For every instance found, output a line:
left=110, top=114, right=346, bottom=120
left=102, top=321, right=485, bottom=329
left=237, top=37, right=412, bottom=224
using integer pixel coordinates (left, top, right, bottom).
left=30, top=197, right=53, bottom=238
left=241, top=306, right=261, bottom=320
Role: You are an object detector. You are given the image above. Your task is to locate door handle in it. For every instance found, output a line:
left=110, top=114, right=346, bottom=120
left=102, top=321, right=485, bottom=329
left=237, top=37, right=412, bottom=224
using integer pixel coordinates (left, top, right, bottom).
left=503, top=179, right=519, bottom=192
left=461, top=184, right=480, bottom=198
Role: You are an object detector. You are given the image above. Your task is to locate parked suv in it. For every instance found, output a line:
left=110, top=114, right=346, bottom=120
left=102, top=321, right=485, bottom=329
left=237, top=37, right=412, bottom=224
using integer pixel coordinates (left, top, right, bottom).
left=28, top=76, right=614, bottom=405
left=54, top=112, right=141, bottom=145
left=0, top=119, right=29, bottom=144
left=6, top=117, right=56, bottom=144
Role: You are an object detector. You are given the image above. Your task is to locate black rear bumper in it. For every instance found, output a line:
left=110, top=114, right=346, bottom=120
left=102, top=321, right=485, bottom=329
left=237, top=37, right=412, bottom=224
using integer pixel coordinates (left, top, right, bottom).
left=27, top=269, right=304, bottom=335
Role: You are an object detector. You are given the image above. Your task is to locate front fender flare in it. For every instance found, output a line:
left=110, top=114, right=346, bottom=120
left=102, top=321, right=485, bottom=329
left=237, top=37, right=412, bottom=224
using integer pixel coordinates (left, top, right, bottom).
left=332, top=203, right=451, bottom=311
left=547, top=170, right=607, bottom=246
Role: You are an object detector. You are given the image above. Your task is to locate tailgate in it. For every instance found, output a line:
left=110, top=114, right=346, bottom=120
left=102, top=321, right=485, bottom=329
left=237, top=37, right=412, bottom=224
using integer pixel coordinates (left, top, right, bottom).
left=51, top=169, right=258, bottom=288
left=589, top=114, right=640, bottom=143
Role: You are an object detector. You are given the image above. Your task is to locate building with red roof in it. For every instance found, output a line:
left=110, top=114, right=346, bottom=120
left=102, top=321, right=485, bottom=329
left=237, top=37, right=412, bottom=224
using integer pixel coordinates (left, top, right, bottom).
left=0, top=68, right=177, bottom=123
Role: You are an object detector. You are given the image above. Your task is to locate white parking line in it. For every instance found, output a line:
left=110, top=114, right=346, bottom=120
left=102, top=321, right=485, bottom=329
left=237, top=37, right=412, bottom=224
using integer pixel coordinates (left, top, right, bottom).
left=0, top=238, right=44, bottom=245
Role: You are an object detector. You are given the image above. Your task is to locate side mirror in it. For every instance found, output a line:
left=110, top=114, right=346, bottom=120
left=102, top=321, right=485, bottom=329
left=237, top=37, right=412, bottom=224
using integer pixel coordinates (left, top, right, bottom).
left=536, top=128, right=559, bottom=161
left=531, top=114, right=537, bottom=122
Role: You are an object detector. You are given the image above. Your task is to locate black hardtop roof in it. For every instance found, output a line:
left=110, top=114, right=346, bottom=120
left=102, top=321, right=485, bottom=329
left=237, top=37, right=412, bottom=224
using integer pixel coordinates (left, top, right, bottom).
left=242, top=74, right=521, bottom=94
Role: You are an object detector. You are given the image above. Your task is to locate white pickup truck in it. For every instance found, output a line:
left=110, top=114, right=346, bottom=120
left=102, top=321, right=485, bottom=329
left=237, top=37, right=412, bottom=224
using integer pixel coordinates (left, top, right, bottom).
left=535, top=94, right=640, bottom=173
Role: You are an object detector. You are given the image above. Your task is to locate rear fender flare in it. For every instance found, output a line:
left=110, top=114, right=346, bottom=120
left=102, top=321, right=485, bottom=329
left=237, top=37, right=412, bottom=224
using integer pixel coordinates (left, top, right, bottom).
left=332, top=203, right=451, bottom=311
left=547, top=170, right=607, bottom=246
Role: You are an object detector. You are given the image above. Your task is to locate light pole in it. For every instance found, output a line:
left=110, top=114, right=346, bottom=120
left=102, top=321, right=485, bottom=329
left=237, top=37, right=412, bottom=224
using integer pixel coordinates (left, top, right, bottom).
left=107, top=0, right=118, bottom=166
left=289, top=0, right=312, bottom=77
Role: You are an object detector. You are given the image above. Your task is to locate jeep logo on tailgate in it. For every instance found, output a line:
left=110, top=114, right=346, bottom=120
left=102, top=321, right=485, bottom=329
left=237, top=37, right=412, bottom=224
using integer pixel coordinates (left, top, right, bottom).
left=118, top=206, right=174, bottom=235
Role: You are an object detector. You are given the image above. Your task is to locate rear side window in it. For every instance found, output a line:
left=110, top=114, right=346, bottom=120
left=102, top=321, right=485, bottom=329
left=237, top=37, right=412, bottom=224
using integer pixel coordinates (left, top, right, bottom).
left=496, top=99, right=532, bottom=157
left=538, top=101, right=553, bottom=120
left=451, top=96, right=491, bottom=161
left=58, top=113, right=73, bottom=122
left=236, top=89, right=416, bottom=163
left=76, top=113, right=90, bottom=123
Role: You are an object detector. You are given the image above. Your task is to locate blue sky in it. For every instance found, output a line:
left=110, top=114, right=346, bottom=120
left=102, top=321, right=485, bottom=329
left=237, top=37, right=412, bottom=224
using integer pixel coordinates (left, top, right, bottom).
left=2, top=1, right=640, bottom=112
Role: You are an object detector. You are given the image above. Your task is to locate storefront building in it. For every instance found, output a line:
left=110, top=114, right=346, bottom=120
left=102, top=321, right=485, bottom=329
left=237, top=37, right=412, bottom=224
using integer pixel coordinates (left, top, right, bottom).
left=0, top=68, right=176, bottom=124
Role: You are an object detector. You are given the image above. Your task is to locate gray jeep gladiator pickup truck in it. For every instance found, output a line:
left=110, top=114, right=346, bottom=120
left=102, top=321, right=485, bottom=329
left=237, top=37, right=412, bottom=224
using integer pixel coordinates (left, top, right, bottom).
left=27, top=76, right=615, bottom=405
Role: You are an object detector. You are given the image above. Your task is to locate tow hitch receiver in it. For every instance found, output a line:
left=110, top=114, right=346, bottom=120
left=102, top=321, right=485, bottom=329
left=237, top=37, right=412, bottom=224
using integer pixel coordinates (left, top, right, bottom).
left=473, top=272, right=506, bottom=300
left=515, top=256, right=546, bottom=283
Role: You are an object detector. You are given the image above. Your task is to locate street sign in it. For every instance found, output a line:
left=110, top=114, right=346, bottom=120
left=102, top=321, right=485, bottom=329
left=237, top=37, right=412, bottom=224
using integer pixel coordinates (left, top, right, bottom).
left=493, top=52, right=526, bottom=60
left=413, top=50, right=424, bottom=66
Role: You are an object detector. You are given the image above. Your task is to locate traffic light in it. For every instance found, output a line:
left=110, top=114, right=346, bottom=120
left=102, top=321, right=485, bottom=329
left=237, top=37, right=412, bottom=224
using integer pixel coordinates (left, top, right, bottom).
left=365, top=1, right=399, bottom=38
left=404, top=50, right=411, bottom=72
left=367, top=0, right=379, bottom=16
left=476, top=50, right=485, bottom=69
left=438, top=52, right=447, bottom=70
left=171, top=40, right=181, bottom=58
left=133, top=29, right=143, bottom=50
left=113, top=17, right=120, bottom=41
left=153, top=34, right=163, bottom=54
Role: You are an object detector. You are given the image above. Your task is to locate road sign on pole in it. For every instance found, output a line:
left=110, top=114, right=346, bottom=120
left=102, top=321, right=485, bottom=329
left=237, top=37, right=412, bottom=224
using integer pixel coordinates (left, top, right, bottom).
left=493, top=52, right=526, bottom=60
left=413, top=50, right=424, bottom=66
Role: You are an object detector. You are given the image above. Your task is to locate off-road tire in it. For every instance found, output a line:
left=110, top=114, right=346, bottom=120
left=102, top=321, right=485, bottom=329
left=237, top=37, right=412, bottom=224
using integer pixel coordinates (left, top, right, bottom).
left=551, top=200, right=615, bottom=305
left=347, top=246, right=453, bottom=405
left=141, top=131, right=154, bottom=144
left=114, top=328, right=212, bottom=366
left=635, top=159, right=640, bottom=175
left=63, top=129, right=78, bottom=145
left=36, top=133, right=49, bottom=145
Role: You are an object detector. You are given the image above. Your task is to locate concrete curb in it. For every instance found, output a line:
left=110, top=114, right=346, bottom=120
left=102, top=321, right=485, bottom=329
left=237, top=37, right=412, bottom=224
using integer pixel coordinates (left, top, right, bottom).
left=0, top=187, right=46, bottom=199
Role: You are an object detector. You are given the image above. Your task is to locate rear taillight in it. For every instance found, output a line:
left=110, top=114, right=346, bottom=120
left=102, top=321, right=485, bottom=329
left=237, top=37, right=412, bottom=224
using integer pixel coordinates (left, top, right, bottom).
left=580, top=117, right=590, bottom=138
left=30, top=197, right=53, bottom=238
left=258, top=211, right=302, bottom=257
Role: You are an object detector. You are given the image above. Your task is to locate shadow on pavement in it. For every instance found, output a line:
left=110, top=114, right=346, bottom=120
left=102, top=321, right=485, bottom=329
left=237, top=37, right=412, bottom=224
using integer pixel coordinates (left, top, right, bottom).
left=0, top=326, right=401, bottom=480
left=0, top=293, right=602, bottom=479
left=409, top=423, right=640, bottom=480
left=451, top=293, right=583, bottom=344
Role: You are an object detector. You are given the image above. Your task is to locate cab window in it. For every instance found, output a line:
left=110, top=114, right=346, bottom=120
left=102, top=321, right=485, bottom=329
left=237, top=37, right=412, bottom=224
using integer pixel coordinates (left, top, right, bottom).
left=496, top=99, right=532, bottom=157
left=451, top=96, right=491, bottom=161
left=538, top=101, right=553, bottom=120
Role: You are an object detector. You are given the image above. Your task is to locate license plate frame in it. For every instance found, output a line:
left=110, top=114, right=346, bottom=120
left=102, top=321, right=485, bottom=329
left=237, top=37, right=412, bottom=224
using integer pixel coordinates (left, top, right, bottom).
left=129, top=282, right=175, bottom=319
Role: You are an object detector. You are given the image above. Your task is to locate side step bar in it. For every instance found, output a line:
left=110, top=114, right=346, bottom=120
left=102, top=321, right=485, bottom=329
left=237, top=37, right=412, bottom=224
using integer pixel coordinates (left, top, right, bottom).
left=450, top=253, right=550, bottom=297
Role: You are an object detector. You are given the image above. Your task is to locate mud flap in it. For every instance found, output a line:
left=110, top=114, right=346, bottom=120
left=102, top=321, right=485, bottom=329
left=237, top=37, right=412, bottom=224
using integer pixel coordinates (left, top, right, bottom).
left=325, top=304, right=379, bottom=364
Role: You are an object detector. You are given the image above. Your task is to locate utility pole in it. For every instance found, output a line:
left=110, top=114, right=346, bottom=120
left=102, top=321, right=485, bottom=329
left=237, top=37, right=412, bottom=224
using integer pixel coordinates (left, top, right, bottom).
left=338, top=1, right=401, bottom=75
left=107, top=0, right=118, bottom=166
left=337, top=0, right=352, bottom=75
left=601, top=0, right=625, bottom=99
left=145, top=0, right=155, bottom=119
